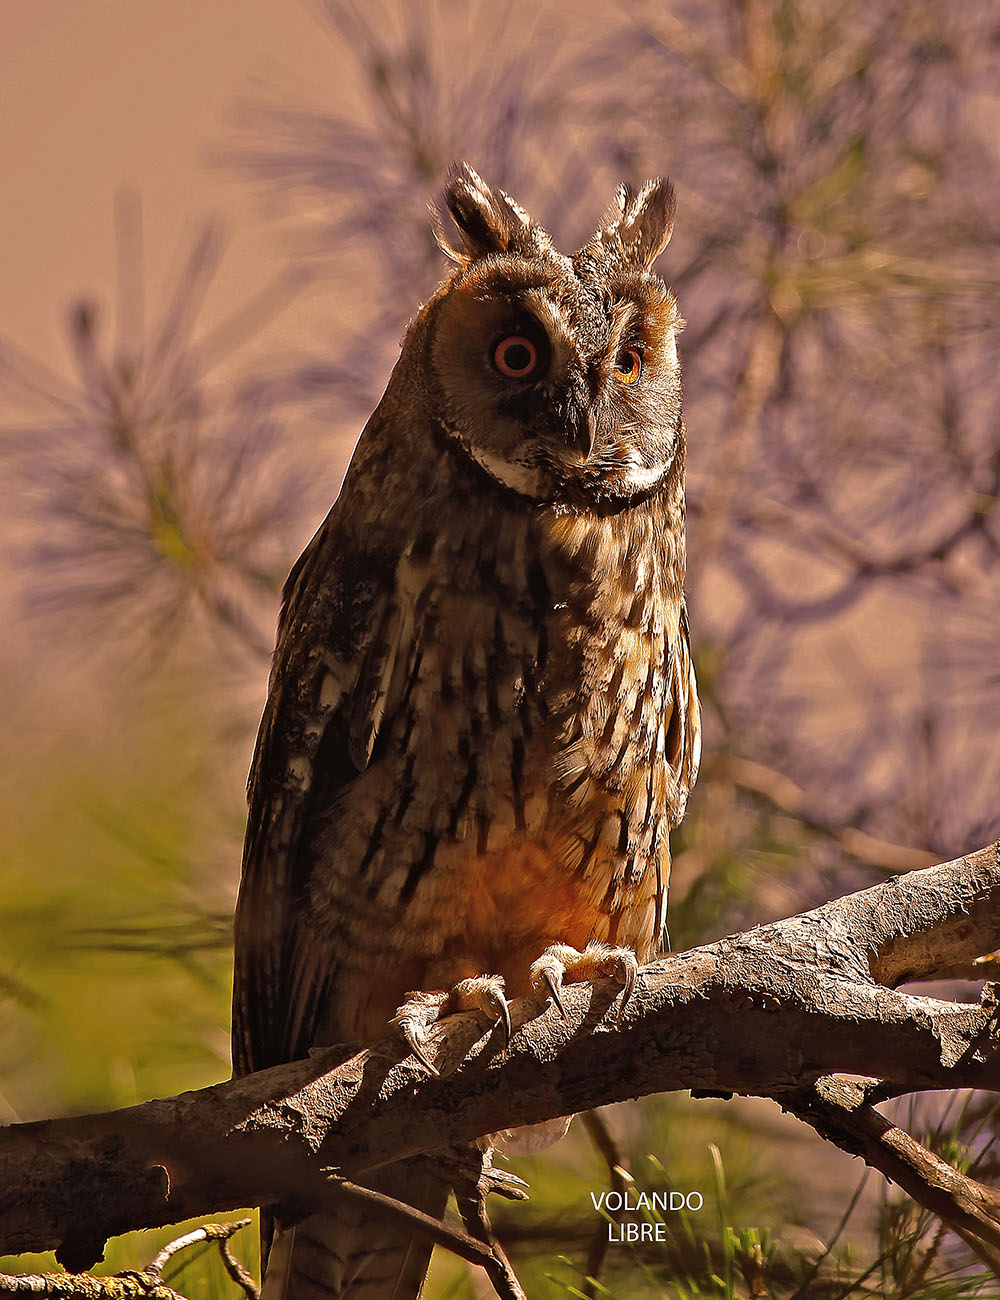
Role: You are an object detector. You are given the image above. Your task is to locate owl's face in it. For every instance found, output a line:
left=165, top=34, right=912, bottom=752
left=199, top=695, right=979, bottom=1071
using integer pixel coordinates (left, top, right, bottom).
left=425, top=165, right=684, bottom=509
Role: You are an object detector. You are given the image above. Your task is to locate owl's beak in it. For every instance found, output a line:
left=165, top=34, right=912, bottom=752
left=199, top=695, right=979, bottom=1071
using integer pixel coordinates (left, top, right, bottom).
left=569, top=408, right=597, bottom=461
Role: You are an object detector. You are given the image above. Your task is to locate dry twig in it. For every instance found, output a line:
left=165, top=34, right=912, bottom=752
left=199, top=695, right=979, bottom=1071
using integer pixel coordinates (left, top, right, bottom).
left=0, top=1221, right=252, bottom=1300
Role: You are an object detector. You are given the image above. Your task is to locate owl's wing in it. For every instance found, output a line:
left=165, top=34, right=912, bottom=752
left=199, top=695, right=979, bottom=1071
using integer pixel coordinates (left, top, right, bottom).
left=669, top=599, right=701, bottom=816
left=676, top=603, right=697, bottom=806
left=651, top=598, right=701, bottom=951
left=231, top=502, right=410, bottom=1077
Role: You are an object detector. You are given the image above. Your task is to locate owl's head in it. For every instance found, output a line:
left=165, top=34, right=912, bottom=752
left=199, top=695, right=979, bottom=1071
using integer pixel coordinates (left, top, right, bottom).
left=422, top=163, right=684, bottom=509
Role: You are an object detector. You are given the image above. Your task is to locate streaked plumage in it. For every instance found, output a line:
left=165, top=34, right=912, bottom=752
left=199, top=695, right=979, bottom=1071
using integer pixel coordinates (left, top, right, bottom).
left=233, top=164, right=700, bottom=1299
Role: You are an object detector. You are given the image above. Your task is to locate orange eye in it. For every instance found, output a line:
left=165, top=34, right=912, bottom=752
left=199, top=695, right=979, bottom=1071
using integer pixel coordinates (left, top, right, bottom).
left=493, top=335, right=538, bottom=379
left=615, top=347, right=642, bottom=385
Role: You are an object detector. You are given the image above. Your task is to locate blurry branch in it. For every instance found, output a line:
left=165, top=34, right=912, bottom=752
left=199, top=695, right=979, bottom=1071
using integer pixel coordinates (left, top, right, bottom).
left=61, top=914, right=233, bottom=958
left=2, top=843, right=999, bottom=1280
left=696, top=308, right=786, bottom=565
left=725, top=756, right=939, bottom=873
left=0, top=1220, right=255, bottom=1299
left=630, top=1, right=753, bottom=99
left=0, top=200, right=314, bottom=666
left=737, top=489, right=1000, bottom=589
left=725, top=462, right=1000, bottom=627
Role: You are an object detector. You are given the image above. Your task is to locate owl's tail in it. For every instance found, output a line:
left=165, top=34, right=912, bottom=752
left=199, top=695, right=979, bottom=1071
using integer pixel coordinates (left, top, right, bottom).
left=259, top=1163, right=447, bottom=1300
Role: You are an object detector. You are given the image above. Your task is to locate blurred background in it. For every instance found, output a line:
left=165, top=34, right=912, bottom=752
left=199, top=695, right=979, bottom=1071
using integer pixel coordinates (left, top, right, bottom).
left=2, top=1, right=999, bottom=1296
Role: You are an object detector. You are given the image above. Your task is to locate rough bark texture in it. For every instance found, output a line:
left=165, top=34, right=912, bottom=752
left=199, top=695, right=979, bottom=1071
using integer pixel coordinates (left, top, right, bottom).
left=2, top=845, right=998, bottom=1272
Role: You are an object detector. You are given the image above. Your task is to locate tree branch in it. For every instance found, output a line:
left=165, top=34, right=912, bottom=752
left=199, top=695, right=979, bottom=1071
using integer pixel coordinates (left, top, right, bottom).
left=783, top=1077, right=1000, bottom=1273
left=0, top=1221, right=252, bottom=1299
left=1, top=843, right=997, bottom=1274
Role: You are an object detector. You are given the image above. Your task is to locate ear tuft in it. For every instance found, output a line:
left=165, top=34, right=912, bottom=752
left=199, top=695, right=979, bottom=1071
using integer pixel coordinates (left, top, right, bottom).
left=592, top=177, right=676, bottom=268
left=433, top=162, right=549, bottom=264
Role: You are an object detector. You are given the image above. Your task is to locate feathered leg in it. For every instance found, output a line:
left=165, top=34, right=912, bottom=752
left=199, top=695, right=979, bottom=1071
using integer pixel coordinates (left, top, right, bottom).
left=260, top=1160, right=448, bottom=1300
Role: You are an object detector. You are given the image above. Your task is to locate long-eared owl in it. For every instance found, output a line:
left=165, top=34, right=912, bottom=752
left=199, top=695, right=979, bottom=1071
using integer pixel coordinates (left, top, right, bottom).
left=233, top=163, right=700, bottom=1300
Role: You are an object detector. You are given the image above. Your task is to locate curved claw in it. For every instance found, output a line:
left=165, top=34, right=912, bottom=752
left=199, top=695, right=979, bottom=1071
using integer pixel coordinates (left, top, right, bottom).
left=541, top=967, right=568, bottom=1020
left=615, top=954, right=639, bottom=1021
left=496, top=994, right=512, bottom=1047
left=478, top=984, right=512, bottom=1048
left=390, top=990, right=448, bottom=1075
left=453, top=975, right=511, bottom=1047
left=529, top=948, right=574, bottom=1020
left=401, top=1022, right=440, bottom=1075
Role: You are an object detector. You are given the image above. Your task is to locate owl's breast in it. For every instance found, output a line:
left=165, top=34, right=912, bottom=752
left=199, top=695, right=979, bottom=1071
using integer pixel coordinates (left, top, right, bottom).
left=307, top=487, right=691, bottom=990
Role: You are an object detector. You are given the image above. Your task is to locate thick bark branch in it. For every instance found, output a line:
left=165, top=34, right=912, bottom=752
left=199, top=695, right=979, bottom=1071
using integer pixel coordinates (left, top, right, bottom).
left=1, top=844, right=998, bottom=1272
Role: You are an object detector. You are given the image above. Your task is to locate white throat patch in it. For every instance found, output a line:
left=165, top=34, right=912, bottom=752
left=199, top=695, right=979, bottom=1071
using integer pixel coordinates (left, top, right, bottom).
left=437, top=417, right=545, bottom=499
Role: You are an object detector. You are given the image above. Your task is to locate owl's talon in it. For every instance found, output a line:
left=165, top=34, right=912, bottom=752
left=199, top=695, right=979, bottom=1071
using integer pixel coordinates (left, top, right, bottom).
left=530, top=942, right=640, bottom=1022
left=530, top=944, right=580, bottom=1018
left=530, top=957, right=568, bottom=1019
left=402, top=1026, right=439, bottom=1075
left=454, top=975, right=511, bottom=1047
left=390, top=990, right=449, bottom=1074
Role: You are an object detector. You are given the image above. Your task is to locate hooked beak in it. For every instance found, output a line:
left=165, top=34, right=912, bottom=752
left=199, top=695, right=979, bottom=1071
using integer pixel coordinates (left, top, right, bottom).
left=568, top=408, right=597, bottom=462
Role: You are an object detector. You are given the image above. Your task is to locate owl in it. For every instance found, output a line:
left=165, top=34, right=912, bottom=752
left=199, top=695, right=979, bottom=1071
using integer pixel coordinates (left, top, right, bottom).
left=232, top=163, right=700, bottom=1300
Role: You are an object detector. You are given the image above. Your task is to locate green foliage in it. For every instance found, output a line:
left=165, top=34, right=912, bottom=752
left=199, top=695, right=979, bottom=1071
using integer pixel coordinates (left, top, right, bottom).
left=0, top=674, right=246, bottom=1283
left=542, top=1138, right=1000, bottom=1300
left=0, top=689, right=235, bottom=1120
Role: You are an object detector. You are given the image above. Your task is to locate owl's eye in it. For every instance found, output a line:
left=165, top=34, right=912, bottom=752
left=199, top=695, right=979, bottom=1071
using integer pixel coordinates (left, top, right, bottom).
left=493, top=335, right=539, bottom=379
left=615, top=347, right=642, bottom=385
